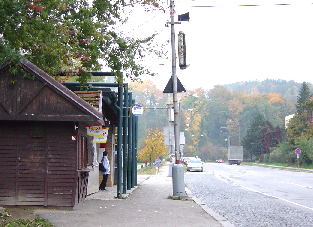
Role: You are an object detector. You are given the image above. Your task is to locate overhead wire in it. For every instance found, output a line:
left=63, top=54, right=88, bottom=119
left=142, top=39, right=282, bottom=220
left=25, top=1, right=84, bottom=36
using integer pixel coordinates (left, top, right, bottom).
left=190, top=0, right=313, bottom=8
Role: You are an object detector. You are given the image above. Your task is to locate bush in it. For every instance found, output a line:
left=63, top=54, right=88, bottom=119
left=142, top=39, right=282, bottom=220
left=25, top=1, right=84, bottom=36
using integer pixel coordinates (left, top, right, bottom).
left=295, top=138, right=313, bottom=165
left=138, top=165, right=157, bottom=175
left=3, top=217, right=53, bottom=227
left=269, top=142, right=294, bottom=164
left=0, top=211, right=52, bottom=227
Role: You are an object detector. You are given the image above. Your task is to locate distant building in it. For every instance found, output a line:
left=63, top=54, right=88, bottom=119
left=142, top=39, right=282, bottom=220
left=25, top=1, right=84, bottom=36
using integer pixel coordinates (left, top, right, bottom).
left=285, top=114, right=295, bottom=128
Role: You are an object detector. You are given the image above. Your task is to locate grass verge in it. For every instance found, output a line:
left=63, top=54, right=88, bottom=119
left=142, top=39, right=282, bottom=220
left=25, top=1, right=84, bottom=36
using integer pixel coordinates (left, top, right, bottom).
left=0, top=208, right=53, bottom=227
left=244, top=162, right=313, bottom=170
left=137, top=165, right=157, bottom=175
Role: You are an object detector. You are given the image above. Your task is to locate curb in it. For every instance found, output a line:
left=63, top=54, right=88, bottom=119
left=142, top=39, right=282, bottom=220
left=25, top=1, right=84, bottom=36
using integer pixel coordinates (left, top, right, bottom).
left=246, top=163, right=313, bottom=173
left=185, top=187, right=235, bottom=227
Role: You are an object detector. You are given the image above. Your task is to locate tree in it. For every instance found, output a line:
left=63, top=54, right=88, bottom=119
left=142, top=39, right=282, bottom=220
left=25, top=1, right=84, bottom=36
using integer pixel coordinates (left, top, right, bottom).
left=130, top=81, right=168, bottom=146
left=224, top=79, right=304, bottom=102
left=227, top=98, right=244, bottom=145
left=0, top=0, right=160, bottom=83
left=296, top=82, right=311, bottom=114
left=286, top=95, right=313, bottom=146
left=286, top=114, right=308, bottom=145
left=180, top=90, right=209, bottom=155
left=260, top=124, right=283, bottom=154
left=138, top=129, right=168, bottom=165
left=242, top=113, right=283, bottom=161
left=242, top=114, right=268, bottom=161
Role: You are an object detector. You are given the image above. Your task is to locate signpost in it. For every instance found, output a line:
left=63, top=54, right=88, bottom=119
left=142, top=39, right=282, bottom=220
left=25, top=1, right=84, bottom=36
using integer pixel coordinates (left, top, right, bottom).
left=294, top=148, right=302, bottom=168
left=178, top=31, right=186, bottom=69
left=132, top=104, right=144, bottom=116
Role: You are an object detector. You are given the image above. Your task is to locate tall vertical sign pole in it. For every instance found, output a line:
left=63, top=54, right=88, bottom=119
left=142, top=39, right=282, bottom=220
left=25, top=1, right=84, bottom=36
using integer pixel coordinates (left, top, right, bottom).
left=117, top=78, right=123, bottom=199
left=170, top=0, right=180, bottom=163
left=122, top=85, right=128, bottom=194
left=170, top=0, right=186, bottom=198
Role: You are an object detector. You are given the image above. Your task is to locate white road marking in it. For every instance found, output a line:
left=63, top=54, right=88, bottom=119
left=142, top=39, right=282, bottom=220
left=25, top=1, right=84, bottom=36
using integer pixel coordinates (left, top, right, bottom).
left=239, top=185, right=313, bottom=212
left=287, top=182, right=313, bottom=190
left=211, top=168, right=313, bottom=212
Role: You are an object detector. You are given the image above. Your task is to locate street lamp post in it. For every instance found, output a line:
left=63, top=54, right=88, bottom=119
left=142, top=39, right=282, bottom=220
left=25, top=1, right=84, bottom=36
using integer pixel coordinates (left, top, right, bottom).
left=225, top=136, right=230, bottom=148
left=221, top=126, right=230, bottom=147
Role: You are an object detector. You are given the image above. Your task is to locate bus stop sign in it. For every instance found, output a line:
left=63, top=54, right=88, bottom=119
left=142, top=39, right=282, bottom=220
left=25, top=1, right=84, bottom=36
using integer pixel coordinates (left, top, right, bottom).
left=294, top=148, right=302, bottom=155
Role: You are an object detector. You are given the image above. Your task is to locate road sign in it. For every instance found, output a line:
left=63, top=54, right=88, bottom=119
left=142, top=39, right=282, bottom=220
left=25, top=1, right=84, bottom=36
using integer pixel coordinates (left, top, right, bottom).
left=132, top=104, right=144, bottom=116
left=294, top=148, right=302, bottom=155
left=163, top=76, right=186, bottom=93
left=178, top=31, right=187, bottom=69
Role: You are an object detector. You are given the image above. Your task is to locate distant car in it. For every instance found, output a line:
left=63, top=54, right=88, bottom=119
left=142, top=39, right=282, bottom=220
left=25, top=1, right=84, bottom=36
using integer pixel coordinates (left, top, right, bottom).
left=216, top=159, right=224, bottom=163
left=186, top=159, right=204, bottom=172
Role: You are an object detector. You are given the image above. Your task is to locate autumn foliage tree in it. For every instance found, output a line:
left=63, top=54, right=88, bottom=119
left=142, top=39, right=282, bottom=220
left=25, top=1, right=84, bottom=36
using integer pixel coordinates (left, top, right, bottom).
left=138, top=129, right=168, bottom=165
left=178, top=84, right=293, bottom=161
left=132, top=80, right=295, bottom=162
left=130, top=81, right=168, bottom=145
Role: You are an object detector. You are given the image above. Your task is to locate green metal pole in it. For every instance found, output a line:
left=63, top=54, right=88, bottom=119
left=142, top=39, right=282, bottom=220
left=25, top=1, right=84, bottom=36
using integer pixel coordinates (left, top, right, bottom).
left=131, top=104, right=136, bottom=188
left=122, top=85, right=128, bottom=194
left=117, top=77, right=123, bottom=198
left=134, top=116, right=138, bottom=186
left=127, top=93, right=133, bottom=190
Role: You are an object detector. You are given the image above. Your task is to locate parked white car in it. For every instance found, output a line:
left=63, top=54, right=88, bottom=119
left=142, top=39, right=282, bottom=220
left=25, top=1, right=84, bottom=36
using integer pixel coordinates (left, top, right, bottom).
left=186, top=159, right=204, bottom=172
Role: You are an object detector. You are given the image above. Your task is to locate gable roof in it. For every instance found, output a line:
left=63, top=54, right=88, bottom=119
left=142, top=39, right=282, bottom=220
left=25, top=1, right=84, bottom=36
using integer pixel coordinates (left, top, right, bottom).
left=0, top=59, right=103, bottom=123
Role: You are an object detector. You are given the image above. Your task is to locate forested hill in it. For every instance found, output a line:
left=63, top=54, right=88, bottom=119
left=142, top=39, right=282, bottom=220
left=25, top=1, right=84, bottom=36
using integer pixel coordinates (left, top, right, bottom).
left=223, top=79, right=308, bottom=102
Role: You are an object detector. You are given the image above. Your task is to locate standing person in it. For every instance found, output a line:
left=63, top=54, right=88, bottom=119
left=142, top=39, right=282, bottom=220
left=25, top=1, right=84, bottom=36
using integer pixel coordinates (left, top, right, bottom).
left=99, top=151, right=110, bottom=190
left=154, top=157, right=162, bottom=174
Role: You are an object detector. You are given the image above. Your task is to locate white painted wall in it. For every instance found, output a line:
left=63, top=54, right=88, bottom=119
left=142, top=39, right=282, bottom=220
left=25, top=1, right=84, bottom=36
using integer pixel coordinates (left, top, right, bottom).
left=87, top=143, right=100, bottom=195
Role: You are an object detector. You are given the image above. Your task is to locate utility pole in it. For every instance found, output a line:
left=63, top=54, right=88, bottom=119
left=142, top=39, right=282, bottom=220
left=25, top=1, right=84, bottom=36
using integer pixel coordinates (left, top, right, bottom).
left=169, top=0, right=186, bottom=198
left=170, top=0, right=180, bottom=163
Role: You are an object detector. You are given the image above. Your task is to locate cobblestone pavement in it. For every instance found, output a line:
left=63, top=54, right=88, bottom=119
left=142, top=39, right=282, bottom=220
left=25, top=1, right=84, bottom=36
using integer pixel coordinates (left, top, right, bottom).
left=185, top=170, right=313, bottom=227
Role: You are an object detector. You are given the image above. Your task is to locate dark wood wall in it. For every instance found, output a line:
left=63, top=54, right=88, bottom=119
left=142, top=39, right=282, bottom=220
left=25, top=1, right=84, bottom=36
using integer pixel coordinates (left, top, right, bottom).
left=0, top=122, right=78, bottom=206
left=0, top=70, right=93, bottom=122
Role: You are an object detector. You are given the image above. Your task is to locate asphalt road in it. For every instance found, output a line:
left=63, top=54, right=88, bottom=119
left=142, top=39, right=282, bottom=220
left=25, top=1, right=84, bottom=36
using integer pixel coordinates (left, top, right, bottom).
left=185, top=163, right=313, bottom=227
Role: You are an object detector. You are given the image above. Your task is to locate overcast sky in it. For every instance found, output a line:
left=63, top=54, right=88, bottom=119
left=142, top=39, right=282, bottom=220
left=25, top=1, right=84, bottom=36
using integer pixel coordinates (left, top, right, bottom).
left=121, top=0, right=313, bottom=91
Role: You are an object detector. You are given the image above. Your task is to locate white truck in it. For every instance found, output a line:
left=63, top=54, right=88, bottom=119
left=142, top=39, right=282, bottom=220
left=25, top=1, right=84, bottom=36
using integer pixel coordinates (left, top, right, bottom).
left=228, top=146, right=243, bottom=165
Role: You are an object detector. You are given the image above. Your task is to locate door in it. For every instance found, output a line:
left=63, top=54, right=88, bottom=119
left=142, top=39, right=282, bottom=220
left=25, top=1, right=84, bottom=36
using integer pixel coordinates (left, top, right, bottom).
left=16, top=135, right=47, bottom=206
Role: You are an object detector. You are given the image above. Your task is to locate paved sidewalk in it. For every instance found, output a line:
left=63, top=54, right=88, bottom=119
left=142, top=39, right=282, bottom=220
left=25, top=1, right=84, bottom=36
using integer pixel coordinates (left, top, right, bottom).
left=35, top=165, right=222, bottom=227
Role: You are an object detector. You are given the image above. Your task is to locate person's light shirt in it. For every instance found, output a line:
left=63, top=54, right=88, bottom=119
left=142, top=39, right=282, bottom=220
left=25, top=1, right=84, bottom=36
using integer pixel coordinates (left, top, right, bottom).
left=101, top=156, right=110, bottom=175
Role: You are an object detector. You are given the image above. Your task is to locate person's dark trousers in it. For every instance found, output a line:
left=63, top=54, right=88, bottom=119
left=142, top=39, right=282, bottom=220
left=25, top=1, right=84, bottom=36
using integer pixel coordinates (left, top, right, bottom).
left=99, top=174, right=109, bottom=190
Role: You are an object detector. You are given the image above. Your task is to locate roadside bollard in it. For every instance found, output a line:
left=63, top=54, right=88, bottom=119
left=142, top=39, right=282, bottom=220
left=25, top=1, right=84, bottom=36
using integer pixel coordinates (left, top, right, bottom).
left=172, top=164, right=186, bottom=197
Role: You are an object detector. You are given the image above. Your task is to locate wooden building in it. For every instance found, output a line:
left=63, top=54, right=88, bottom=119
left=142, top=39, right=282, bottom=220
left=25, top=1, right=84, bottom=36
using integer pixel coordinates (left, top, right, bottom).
left=0, top=59, right=103, bottom=206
